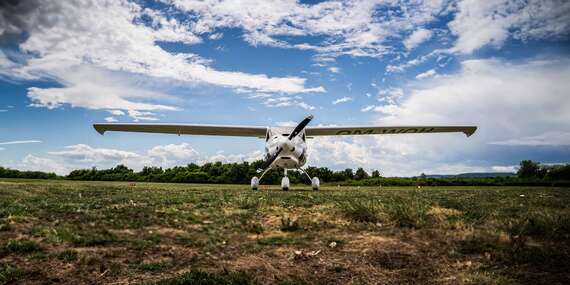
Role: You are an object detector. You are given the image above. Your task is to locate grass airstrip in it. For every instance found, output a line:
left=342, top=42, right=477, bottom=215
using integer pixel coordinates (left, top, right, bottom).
left=1, top=179, right=569, bottom=284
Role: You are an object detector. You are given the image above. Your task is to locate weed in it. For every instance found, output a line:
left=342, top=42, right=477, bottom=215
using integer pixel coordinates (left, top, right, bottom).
left=138, top=261, right=172, bottom=271
left=153, top=270, right=256, bottom=285
left=280, top=216, right=302, bottom=232
left=505, top=211, right=570, bottom=240
left=0, top=223, right=9, bottom=232
left=246, top=222, right=264, bottom=235
left=257, top=236, right=298, bottom=246
left=336, top=198, right=386, bottom=223
left=368, top=251, right=417, bottom=270
left=276, top=279, right=308, bottom=285
left=0, top=264, right=22, bottom=285
left=235, top=195, right=263, bottom=210
left=384, top=192, right=431, bottom=228
left=57, top=249, right=78, bottom=262
left=71, top=230, right=118, bottom=246
left=5, top=240, right=41, bottom=253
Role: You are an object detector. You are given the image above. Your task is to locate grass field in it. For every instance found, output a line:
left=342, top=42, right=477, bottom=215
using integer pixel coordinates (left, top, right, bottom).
left=1, top=179, right=569, bottom=284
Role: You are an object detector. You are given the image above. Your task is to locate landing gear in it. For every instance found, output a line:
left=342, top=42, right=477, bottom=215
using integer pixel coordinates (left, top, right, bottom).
left=297, top=168, right=319, bottom=191
left=250, top=167, right=319, bottom=191
left=251, top=176, right=259, bottom=191
left=311, top=177, right=320, bottom=191
left=281, top=176, right=290, bottom=191
left=281, top=169, right=290, bottom=191
left=251, top=167, right=271, bottom=191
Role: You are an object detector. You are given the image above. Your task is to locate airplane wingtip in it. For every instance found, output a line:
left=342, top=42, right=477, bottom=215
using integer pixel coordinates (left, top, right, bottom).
left=93, top=124, right=105, bottom=135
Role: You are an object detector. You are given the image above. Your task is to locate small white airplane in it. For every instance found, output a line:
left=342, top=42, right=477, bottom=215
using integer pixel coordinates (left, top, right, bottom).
left=94, top=115, right=476, bottom=191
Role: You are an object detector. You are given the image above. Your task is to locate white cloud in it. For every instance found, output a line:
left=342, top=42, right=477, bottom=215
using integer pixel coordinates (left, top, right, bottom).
left=276, top=121, right=297, bottom=127
left=376, top=87, right=404, bottom=105
left=328, top=67, right=340, bottom=73
left=0, top=109, right=7, bottom=112
left=1, top=0, right=323, bottom=116
left=19, top=154, right=68, bottom=175
left=49, top=144, right=140, bottom=164
left=307, top=58, right=570, bottom=176
left=297, top=102, right=316, bottom=110
left=127, top=110, right=160, bottom=122
left=108, top=110, right=126, bottom=116
left=332, top=97, right=353, bottom=105
left=449, top=0, right=570, bottom=54
left=491, top=165, right=517, bottom=173
left=147, top=143, right=199, bottom=164
left=104, top=117, right=118, bottom=123
left=415, top=69, right=437, bottom=79
left=360, top=105, right=375, bottom=112
left=263, top=96, right=315, bottom=110
left=26, top=66, right=178, bottom=116
left=490, top=131, right=570, bottom=146
left=208, top=32, right=223, bottom=40
left=404, top=28, right=433, bottom=50
left=168, top=0, right=448, bottom=59
left=0, top=140, right=42, bottom=145
left=202, top=150, right=264, bottom=164
left=34, top=143, right=261, bottom=174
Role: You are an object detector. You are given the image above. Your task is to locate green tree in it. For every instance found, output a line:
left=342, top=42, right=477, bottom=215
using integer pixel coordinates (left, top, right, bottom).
left=517, top=160, right=542, bottom=178
left=354, top=168, right=369, bottom=180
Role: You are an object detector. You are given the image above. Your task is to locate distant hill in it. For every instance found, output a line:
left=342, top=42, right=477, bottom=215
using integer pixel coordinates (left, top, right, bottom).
left=422, top=172, right=516, bottom=178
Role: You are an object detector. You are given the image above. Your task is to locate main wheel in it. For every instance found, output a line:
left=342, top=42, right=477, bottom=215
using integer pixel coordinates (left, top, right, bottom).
left=281, top=176, right=290, bottom=191
left=311, top=177, right=320, bottom=191
left=251, top=176, right=259, bottom=191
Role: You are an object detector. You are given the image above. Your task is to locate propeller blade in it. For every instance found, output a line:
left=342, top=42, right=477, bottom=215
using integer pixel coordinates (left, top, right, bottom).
left=288, top=115, right=313, bottom=140
left=260, top=147, right=282, bottom=170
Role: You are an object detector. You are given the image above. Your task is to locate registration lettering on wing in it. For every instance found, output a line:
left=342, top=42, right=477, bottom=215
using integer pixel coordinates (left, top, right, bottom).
left=335, top=127, right=435, bottom=135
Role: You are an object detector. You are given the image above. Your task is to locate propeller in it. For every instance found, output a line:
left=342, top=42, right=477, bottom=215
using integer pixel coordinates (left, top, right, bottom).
left=258, top=115, right=313, bottom=171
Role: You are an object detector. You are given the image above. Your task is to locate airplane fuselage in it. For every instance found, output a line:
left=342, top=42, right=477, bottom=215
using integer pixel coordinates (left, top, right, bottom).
left=264, top=127, right=307, bottom=169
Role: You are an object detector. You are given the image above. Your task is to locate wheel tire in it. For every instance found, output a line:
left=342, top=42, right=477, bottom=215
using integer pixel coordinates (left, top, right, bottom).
left=311, top=177, right=320, bottom=191
left=281, top=176, right=290, bottom=191
left=251, top=176, right=259, bottom=191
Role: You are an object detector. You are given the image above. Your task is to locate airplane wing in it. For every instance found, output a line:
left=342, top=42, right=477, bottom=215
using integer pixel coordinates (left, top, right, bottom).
left=93, top=123, right=267, bottom=138
left=305, top=126, right=477, bottom=137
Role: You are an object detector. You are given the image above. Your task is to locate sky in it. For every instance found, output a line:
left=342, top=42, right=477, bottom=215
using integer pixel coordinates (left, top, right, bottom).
left=0, top=0, right=569, bottom=176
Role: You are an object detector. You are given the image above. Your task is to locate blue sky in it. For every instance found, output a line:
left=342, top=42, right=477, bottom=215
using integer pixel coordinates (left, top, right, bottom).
left=1, top=0, right=569, bottom=176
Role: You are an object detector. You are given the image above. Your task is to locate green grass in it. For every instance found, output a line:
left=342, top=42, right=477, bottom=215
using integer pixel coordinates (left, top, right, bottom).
left=5, top=240, right=42, bottom=254
left=0, top=179, right=569, bottom=284
left=153, top=270, right=255, bottom=285
left=137, top=261, right=173, bottom=271
left=0, top=264, right=22, bottom=285
left=56, top=249, right=78, bottom=262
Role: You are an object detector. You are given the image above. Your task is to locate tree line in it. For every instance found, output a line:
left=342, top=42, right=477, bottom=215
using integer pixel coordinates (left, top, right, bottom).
left=0, top=160, right=569, bottom=186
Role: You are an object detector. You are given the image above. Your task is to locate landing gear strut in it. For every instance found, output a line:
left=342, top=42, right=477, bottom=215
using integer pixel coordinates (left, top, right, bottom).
left=297, top=168, right=319, bottom=191
left=250, top=167, right=319, bottom=191
left=251, top=167, right=271, bottom=191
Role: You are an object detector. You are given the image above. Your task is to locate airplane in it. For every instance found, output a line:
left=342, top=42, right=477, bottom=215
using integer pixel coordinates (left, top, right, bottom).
left=93, top=115, right=476, bottom=191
